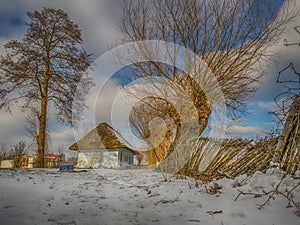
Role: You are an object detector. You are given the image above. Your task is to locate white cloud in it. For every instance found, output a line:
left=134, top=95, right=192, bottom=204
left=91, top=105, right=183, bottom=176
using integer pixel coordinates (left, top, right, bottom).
left=249, top=100, right=278, bottom=112
left=226, top=125, right=265, bottom=136
left=50, top=128, right=75, bottom=148
left=45, top=0, right=122, bottom=57
left=0, top=105, right=29, bottom=149
left=256, top=0, right=300, bottom=98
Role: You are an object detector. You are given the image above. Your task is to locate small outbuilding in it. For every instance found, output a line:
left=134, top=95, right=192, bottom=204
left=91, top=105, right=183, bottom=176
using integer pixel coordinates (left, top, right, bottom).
left=69, top=122, right=138, bottom=169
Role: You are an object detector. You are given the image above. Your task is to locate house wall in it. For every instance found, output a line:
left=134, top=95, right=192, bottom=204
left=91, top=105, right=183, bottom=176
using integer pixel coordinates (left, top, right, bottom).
left=77, top=148, right=135, bottom=169
left=103, top=151, right=118, bottom=168
left=0, top=160, right=13, bottom=168
left=77, top=149, right=119, bottom=169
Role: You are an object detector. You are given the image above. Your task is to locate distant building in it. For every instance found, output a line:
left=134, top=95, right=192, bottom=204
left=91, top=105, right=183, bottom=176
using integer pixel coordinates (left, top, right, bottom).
left=69, top=122, right=139, bottom=169
left=0, top=160, right=13, bottom=168
left=0, top=153, right=64, bottom=168
left=0, top=156, right=36, bottom=168
left=21, top=155, right=37, bottom=168
left=44, top=153, right=64, bottom=168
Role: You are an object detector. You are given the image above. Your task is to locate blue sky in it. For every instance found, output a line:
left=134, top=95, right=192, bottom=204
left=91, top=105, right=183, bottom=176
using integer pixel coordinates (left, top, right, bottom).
left=0, top=0, right=300, bottom=154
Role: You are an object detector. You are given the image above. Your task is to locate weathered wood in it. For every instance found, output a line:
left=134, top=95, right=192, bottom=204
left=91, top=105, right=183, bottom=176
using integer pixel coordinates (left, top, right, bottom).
left=277, top=96, right=300, bottom=174
left=180, top=96, right=299, bottom=181
left=182, top=137, right=277, bottom=181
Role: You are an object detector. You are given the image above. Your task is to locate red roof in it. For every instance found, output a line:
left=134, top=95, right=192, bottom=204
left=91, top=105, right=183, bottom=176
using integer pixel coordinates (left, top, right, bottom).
left=46, top=153, right=60, bottom=159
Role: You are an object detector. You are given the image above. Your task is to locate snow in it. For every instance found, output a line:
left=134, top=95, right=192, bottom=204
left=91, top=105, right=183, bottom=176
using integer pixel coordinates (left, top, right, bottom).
left=0, top=168, right=299, bottom=225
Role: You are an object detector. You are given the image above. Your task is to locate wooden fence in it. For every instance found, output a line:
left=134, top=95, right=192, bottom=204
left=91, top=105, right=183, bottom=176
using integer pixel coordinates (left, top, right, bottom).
left=180, top=137, right=278, bottom=180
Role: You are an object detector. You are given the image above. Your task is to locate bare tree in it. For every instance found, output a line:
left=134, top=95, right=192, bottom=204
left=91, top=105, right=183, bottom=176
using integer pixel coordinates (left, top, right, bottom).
left=129, top=96, right=179, bottom=165
left=57, top=144, right=65, bottom=161
left=272, top=63, right=300, bottom=174
left=0, top=143, right=8, bottom=166
left=269, top=25, right=300, bottom=174
left=273, top=63, right=300, bottom=124
left=0, top=7, right=94, bottom=167
left=1, top=143, right=6, bottom=155
left=9, top=141, right=26, bottom=168
left=24, top=107, right=51, bottom=154
left=118, top=0, right=296, bottom=137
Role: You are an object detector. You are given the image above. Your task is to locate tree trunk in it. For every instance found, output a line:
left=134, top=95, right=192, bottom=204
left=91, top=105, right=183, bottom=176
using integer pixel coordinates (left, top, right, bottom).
left=36, top=60, right=50, bottom=168
left=37, top=98, right=48, bottom=167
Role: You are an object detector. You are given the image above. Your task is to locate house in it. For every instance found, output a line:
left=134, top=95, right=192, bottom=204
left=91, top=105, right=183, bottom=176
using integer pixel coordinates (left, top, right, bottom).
left=1, top=153, right=63, bottom=168
left=0, top=155, right=35, bottom=168
left=21, top=155, right=37, bottom=168
left=44, top=153, right=64, bottom=168
left=69, top=122, right=138, bottom=169
left=21, top=154, right=62, bottom=168
left=0, top=160, right=13, bottom=168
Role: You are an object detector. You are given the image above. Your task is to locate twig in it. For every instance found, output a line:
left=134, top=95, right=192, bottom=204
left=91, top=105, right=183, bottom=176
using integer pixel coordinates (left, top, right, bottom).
left=258, top=175, right=286, bottom=209
left=234, top=189, right=263, bottom=201
left=206, top=210, right=223, bottom=219
left=234, top=176, right=300, bottom=216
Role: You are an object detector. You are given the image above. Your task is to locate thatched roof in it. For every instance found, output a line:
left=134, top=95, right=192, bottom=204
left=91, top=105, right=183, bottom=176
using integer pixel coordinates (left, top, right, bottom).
left=69, top=122, right=137, bottom=154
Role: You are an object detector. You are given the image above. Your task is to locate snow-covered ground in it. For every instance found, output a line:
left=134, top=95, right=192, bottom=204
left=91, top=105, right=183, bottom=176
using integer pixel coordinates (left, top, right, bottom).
left=0, top=168, right=299, bottom=225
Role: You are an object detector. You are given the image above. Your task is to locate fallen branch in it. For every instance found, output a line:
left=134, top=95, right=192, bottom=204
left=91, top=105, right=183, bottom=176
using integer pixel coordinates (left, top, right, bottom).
left=258, top=175, right=286, bottom=209
left=234, top=189, right=263, bottom=201
left=206, top=210, right=223, bottom=219
left=234, top=175, right=300, bottom=216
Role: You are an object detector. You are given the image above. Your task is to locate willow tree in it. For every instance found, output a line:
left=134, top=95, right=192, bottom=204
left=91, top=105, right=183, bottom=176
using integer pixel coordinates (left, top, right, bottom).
left=119, top=0, right=295, bottom=139
left=129, top=96, right=180, bottom=165
left=0, top=7, right=94, bottom=167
